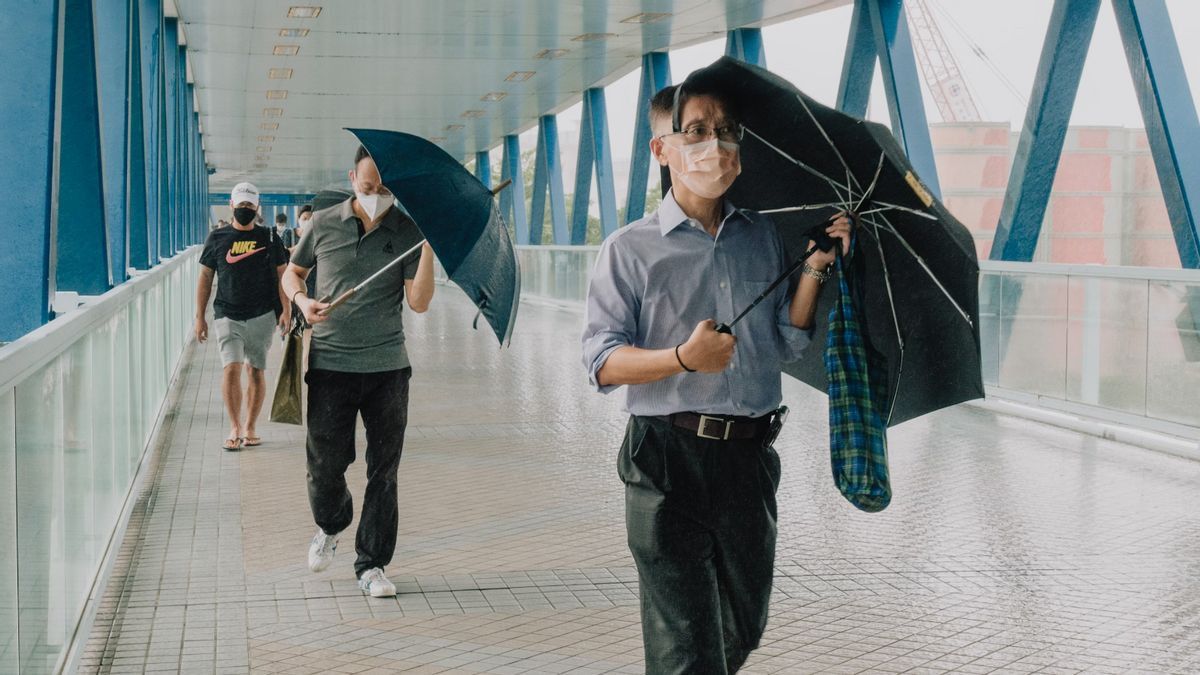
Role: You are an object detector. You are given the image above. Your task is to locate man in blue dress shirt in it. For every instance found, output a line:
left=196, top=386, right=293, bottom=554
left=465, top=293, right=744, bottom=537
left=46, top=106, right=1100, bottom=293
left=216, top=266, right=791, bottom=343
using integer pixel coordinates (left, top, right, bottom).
left=581, top=83, right=852, bottom=673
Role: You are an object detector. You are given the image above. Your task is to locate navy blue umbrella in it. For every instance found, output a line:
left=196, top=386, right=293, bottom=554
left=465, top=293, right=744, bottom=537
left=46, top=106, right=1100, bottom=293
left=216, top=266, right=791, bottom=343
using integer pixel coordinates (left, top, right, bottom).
left=344, top=128, right=521, bottom=346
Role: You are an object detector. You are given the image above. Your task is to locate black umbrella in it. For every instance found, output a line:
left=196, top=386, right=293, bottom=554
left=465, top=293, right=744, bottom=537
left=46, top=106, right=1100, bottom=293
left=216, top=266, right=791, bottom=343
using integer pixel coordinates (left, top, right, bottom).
left=679, top=57, right=983, bottom=426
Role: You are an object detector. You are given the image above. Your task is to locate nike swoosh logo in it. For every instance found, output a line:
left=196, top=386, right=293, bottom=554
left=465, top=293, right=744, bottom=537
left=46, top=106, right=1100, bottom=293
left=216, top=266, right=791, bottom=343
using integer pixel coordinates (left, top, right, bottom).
left=226, top=247, right=265, bottom=264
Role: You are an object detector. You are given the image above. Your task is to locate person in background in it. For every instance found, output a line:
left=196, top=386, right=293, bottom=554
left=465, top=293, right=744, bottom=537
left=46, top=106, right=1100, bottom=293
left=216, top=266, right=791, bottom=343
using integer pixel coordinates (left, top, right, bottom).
left=276, top=212, right=297, bottom=250
left=195, top=182, right=291, bottom=451
left=281, top=146, right=436, bottom=598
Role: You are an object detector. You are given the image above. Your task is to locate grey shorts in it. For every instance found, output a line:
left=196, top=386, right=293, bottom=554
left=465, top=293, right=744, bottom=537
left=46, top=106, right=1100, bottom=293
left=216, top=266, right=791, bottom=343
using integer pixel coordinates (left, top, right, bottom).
left=214, top=311, right=276, bottom=370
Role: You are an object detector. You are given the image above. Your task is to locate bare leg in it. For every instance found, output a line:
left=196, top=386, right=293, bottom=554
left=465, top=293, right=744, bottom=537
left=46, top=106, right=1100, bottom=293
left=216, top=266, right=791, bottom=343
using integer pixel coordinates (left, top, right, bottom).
left=222, top=363, right=245, bottom=440
left=245, top=366, right=267, bottom=439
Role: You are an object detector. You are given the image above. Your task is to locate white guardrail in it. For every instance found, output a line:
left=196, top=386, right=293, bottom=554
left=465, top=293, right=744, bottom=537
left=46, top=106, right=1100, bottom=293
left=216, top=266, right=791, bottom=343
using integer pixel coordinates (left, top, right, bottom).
left=0, top=247, right=200, bottom=674
left=514, top=245, right=1200, bottom=443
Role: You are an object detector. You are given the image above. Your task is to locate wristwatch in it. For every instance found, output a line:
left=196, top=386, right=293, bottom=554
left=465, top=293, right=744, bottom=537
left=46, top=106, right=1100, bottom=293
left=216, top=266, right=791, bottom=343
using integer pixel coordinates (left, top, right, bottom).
left=802, top=263, right=831, bottom=283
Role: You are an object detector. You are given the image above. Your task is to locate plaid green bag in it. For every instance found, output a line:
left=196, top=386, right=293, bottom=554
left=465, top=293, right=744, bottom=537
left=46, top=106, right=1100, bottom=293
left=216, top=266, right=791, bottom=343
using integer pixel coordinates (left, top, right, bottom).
left=824, top=240, right=892, bottom=512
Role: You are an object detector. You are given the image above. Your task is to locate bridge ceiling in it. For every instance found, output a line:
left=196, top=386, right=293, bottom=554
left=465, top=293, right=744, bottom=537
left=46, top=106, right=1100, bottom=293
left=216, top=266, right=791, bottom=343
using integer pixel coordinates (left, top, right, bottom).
left=175, top=0, right=848, bottom=192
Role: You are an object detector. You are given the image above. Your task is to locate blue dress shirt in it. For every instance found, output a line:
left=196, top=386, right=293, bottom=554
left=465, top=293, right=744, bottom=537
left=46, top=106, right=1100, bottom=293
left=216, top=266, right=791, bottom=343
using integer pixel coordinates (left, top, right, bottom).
left=581, top=190, right=812, bottom=417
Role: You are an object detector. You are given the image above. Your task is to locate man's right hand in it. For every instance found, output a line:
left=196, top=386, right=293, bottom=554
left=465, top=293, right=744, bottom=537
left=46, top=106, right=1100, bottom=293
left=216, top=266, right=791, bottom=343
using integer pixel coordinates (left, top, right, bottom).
left=295, top=296, right=331, bottom=325
left=194, top=317, right=208, bottom=343
left=678, top=319, right=736, bottom=373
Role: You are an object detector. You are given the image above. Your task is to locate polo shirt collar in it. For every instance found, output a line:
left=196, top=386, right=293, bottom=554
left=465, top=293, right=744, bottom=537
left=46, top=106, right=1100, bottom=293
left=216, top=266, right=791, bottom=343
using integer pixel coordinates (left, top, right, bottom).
left=657, top=188, right=741, bottom=237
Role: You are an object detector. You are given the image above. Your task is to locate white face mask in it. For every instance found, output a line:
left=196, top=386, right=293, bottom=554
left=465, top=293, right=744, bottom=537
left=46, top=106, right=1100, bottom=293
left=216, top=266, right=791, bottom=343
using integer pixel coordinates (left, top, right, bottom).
left=667, top=139, right=742, bottom=199
left=355, top=190, right=393, bottom=221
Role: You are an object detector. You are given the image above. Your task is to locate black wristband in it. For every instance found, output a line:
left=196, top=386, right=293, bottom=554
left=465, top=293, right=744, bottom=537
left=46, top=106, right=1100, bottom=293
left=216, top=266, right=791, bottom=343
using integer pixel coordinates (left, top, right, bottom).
left=291, top=290, right=307, bottom=306
left=675, top=344, right=696, bottom=373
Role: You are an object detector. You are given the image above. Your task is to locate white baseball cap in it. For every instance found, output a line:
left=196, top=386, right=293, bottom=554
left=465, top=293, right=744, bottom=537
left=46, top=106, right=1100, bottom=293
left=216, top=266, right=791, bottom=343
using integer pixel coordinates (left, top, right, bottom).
left=230, top=182, right=260, bottom=207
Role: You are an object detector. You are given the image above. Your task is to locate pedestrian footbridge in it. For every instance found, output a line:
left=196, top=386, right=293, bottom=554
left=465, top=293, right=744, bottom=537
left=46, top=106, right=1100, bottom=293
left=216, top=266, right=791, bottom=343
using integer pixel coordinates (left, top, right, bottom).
left=4, top=265, right=1196, bottom=674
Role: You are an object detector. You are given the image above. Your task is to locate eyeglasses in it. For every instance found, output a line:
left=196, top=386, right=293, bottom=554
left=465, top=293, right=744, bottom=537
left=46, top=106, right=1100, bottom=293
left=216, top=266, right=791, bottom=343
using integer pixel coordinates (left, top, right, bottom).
left=658, top=124, right=745, bottom=144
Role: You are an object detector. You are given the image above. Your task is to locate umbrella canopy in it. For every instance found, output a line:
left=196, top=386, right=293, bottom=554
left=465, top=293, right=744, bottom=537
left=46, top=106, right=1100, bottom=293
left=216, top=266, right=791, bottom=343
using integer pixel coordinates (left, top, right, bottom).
left=678, top=57, right=983, bottom=426
left=347, top=128, right=521, bottom=345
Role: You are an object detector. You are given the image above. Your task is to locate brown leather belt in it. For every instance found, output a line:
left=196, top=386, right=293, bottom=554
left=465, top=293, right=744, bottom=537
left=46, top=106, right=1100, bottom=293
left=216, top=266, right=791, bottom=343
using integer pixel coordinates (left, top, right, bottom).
left=662, top=412, right=772, bottom=441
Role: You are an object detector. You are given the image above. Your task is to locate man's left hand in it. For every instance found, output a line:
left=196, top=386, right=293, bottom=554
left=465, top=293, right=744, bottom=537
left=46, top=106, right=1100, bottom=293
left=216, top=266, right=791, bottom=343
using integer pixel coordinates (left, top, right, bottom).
left=805, top=211, right=855, bottom=270
left=278, top=305, right=291, bottom=333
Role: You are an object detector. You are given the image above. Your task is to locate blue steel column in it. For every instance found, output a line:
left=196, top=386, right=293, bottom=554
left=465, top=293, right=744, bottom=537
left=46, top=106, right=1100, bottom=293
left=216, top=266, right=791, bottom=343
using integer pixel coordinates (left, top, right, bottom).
left=163, top=19, right=179, bottom=256
left=991, top=0, right=1101, bottom=262
left=725, top=27, right=766, bottom=67
left=474, top=150, right=491, bottom=189
left=0, top=2, right=59, bottom=339
left=127, top=0, right=150, bottom=269
left=56, top=0, right=112, bottom=295
left=625, top=52, right=671, bottom=224
left=867, top=0, right=941, bottom=197
left=500, top=134, right=528, bottom=244
left=837, top=0, right=875, bottom=117
left=96, top=0, right=130, bottom=282
left=570, top=88, right=618, bottom=243
left=529, top=115, right=568, bottom=245
left=137, top=0, right=163, bottom=265
left=1111, top=0, right=1200, bottom=269
left=175, top=43, right=188, bottom=251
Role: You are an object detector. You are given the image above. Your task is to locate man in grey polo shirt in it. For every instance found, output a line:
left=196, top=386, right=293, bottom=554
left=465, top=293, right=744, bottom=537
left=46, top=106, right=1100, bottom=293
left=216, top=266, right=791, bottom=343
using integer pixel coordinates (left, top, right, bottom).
left=282, top=145, right=435, bottom=597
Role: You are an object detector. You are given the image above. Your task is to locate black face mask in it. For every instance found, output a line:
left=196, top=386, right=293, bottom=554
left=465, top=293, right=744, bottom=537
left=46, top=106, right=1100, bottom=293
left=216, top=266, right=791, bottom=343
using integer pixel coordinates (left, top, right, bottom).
left=232, top=207, right=257, bottom=226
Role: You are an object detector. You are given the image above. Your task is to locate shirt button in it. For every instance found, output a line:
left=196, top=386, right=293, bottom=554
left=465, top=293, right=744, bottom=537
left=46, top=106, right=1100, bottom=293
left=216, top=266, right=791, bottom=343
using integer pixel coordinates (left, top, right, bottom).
left=719, top=281, right=727, bottom=289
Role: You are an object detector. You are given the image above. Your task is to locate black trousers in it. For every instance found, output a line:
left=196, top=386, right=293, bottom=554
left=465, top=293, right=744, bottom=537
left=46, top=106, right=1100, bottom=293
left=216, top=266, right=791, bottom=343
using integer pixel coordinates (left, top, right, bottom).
left=305, top=367, right=411, bottom=577
left=620, top=415, right=782, bottom=675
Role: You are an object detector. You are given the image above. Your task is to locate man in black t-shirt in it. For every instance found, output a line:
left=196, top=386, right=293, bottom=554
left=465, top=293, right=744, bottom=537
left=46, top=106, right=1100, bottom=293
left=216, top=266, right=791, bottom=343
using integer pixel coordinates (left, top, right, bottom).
left=195, top=182, right=290, bottom=451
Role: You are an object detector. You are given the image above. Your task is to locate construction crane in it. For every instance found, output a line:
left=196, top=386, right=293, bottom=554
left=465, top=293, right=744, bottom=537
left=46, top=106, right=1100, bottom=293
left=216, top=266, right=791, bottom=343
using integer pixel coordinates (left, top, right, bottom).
left=905, top=0, right=982, bottom=123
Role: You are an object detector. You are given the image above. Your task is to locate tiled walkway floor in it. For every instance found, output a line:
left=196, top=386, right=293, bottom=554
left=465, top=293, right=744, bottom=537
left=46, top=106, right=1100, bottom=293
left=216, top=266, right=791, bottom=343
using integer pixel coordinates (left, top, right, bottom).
left=80, top=290, right=1200, bottom=674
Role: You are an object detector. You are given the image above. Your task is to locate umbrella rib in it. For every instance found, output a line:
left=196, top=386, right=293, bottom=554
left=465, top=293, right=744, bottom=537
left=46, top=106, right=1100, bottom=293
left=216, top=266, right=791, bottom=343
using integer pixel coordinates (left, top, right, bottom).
left=854, top=153, right=888, bottom=214
left=865, top=213, right=975, bottom=328
left=860, top=218, right=906, bottom=351
left=743, top=126, right=856, bottom=204
left=792, top=93, right=865, bottom=196
left=758, top=203, right=846, bottom=215
left=867, top=200, right=940, bottom=220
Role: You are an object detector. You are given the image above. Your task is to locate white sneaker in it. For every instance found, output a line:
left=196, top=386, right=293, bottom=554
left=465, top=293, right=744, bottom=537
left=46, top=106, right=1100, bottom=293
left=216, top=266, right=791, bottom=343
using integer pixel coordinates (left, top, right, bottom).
left=307, top=530, right=338, bottom=572
left=357, top=567, right=396, bottom=597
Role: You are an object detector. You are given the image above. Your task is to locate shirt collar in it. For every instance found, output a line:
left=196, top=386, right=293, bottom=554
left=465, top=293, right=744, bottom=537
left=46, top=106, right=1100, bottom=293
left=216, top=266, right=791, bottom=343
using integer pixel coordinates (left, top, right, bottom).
left=656, top=188, right=741, bottom=237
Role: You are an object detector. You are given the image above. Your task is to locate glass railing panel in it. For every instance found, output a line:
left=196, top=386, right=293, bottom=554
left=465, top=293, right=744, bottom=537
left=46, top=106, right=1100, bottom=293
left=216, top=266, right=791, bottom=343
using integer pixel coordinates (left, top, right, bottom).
left=15, top=359, right=68, bottom=673
left=0, top=388, right=17, bottom=673
left=997, top=273, right=1069, bottom=398
left=1147, top=282, right=1200, bottom=427
left=1065, top=276, right=1148, bottom=414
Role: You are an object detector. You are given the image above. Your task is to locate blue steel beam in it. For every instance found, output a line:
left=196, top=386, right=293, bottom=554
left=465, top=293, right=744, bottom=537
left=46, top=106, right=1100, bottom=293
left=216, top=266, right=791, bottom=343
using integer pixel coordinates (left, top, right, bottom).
left=500, top=134, right=529, bottom=245
left=95, top=0, right=130, bottom=282
left=837, top=0, right=875, bottom=117
left=0, top=2, right=59, bottom=340
left=1111, top=0, right=1200, bottom=269
left=725, top=27, right=766, bottom=67
left=207, top=193, right=316, bottom=206
left=991, top=0, right=1100, bottom=262
left=625, top=52, right=671, bottom=224
left=529, top=115, right=568, bottom=245
left=570, top=88, right=619, bottom=243
left=474, top=150, right=491, bottom=189
left=127, top=0, right=151, bottom=269
left=867, top=0, right=941, bottom=197
left=175, top=44, right=188, bottom=251
left=57, top=0, right=112, bottom=295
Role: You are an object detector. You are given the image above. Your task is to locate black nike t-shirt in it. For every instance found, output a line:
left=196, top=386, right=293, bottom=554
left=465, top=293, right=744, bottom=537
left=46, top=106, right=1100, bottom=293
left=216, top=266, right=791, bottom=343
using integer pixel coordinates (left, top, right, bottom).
left=199, top=225, right=289, bottom=320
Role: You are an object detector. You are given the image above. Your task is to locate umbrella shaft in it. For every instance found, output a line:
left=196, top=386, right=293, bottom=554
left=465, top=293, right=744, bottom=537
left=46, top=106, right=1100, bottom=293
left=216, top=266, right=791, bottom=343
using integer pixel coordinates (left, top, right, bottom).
left=718, top=245, right=821, bottom=332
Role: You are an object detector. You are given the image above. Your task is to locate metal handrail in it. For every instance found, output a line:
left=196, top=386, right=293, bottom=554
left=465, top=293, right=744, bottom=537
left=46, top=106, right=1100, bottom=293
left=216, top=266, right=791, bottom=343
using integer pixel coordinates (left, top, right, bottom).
left=0, top=246, right=201, bottom=393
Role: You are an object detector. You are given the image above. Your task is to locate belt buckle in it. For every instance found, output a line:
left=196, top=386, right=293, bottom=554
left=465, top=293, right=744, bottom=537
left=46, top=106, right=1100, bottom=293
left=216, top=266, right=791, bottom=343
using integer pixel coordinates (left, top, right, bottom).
left=696, top=415, right=732, bottom=440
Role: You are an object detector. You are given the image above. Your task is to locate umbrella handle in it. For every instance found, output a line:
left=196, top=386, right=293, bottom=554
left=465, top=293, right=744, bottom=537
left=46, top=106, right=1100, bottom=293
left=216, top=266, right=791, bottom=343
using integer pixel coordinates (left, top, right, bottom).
left=318, top=289, right=356, bottom=316
left=714, top=323, right=732, bottom=335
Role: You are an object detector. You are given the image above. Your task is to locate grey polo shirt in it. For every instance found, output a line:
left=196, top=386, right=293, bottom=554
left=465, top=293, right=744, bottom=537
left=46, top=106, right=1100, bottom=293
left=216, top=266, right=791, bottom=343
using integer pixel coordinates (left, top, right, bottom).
left=291, top=197, right=423, bottom=373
